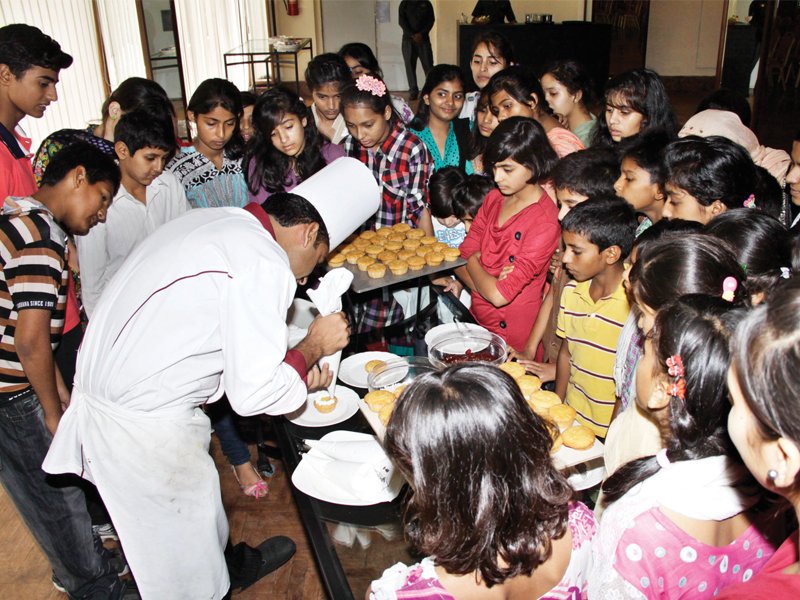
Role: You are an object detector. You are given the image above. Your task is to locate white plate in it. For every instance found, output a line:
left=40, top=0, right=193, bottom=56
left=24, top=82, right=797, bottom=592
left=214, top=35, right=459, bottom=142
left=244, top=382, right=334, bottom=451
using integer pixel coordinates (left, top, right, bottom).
left=291, top=431, right=405, bottom=505
left=286, top=386, right=359, bottom=427
left=424, top=322, right=488, bottom=349
left=338, top=351, right=398, bottom=388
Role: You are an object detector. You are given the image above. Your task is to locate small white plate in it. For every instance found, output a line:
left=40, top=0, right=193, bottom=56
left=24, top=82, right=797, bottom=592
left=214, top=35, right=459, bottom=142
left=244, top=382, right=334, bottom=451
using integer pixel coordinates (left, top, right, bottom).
left=424, top=322, right=488, bottom=349
left=287, top=386, right=359, bottom=427
left=338, top=351, right=398, bottom=388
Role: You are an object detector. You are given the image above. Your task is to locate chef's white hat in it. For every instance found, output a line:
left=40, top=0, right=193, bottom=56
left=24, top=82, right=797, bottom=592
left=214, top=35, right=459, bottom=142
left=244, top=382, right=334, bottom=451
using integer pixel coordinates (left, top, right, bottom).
left=292, top=157, right=380, bottom=249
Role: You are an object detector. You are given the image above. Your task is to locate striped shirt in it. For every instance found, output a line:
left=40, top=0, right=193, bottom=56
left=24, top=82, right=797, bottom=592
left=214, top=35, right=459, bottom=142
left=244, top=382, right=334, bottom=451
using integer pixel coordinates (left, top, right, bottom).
left=557, top=279, right=630, bottom=437
left=0, top=197, right=68, bottom=395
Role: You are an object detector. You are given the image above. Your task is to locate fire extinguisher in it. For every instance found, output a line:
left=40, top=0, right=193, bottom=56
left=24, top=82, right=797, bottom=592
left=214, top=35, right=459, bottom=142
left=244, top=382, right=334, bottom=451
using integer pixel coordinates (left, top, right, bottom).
left=284, top=0, right=299, bottom=16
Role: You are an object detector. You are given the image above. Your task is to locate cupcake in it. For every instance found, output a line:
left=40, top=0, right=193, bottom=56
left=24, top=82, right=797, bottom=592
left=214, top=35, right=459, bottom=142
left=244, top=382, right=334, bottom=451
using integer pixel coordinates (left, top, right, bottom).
left=388, top=259, right=409, bottom=276
left=406, top=228, right=425, bottom=240
left=407, top=256, right=425, bottom=271
left=327, top=253, right=346, bottom=268
left=377, top=250, right=398, bottom=263
left=365, top=244, right=383, bottom=258
left=353, top=238, right=371, bottom=250
left=357, top=256, right=376, bottom=271
left=431, top=242, right=449, bottom=254
left=359, top=230, right=377, bottom=241
left=314, top=395, right=338, bottom=414
left=397, top=249, right=416, bottom=261
left=384, top=240, right=403, bottom=252
left=425, top=252, right=444, bottom=266
left=376, top=227, right=393, bottom=238
left=403, top=239, right=421, bottom=250
left=364, top=389, right=395, bottom=411
left=549, top=404, right=577, bottom=430
left=443, top=247, right=462, bottom=262
left=387, top=234, right=406, bottom=244
left=415, top=246, right=431, bottom=258
left=346, top=250, right=365, bottom=264
left=420, top=236, right=437, bottom=246
left=391, top=223, right=412, bottom=234
left=367, top=262, right=387, bottom=279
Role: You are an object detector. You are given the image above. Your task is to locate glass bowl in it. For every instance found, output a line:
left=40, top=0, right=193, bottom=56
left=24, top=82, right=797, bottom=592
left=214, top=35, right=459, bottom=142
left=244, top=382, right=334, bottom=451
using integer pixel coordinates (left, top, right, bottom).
left=427, top=330, right=508, bottom=370
left=367, top=356, right=436, bottom=393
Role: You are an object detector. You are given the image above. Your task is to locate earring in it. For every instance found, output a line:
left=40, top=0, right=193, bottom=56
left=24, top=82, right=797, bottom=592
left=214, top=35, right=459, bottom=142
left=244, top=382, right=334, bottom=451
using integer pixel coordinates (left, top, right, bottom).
left=767, top=469, right=779, bottom=484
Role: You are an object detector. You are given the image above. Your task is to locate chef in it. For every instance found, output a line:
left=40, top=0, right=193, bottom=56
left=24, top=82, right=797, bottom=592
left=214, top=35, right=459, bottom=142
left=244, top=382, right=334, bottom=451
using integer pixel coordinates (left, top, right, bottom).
left=43, top=159, right=380, bottom=599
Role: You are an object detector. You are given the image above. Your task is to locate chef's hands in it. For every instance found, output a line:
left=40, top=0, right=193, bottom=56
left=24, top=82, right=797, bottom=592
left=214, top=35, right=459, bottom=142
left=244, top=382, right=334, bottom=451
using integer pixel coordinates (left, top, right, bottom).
left=306, top=363, right=333, bottom=392
left=295, top=312, right=351, bottom=367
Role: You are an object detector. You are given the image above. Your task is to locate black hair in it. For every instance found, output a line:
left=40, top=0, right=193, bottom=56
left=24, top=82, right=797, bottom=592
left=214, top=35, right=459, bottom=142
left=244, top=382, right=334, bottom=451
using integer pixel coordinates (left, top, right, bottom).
left=664, top=135, right=758, bottom=210
left=619, top=129, right=671, bottom=192
left=560, top=195, right=637, bottom=258
left=187, top=78, right=244, bottom=159
left=484, top=65, right=552, bottom=117
left=697, top=88, right=752, bottom=128
left=385, top=363, right=573, bottom=587
left=467, top=93, right=494, bottom=160
left=429, top=167, right=493, bottom=220
left=409, top=64, right=466, bottom=130
left=240, top=90, right=258, bottom=108
left=551, top=147, right=618, bottom=198
left=340, top=75, right=399, bottom=126
left=795, top=130, right=800, bottom=143
left=39, top=141, right=121, bottom=195
left=262, top=192, right=329, bottom=248
left=632, top=218, right=704, bottom=254
left=752, top=165, right=784, bottom=220
left=114, top=110, right=176, bottom=156
left=706, top=210, right=792, bottom=298
left=0, top=24, right=72, bottom=78
left=540, top=59, right=596, bottom=108
left=483, top=117, right=558, bottom=183
left=454, top=173, right=494, bottom=219
left=602, top=295, right=748, bottom=505
left=305, top=52, right=351, bottom=90
left=591, top=68, right=678, bottom=146
left=338, top=42, right=383, bottom=78
left=630, top=234, right=749, bottom=311
left=469, top=31, right=516, bottom=89
left=243, top=87, right=327, bottom=196
left=101, top=77, right=173, bottom=122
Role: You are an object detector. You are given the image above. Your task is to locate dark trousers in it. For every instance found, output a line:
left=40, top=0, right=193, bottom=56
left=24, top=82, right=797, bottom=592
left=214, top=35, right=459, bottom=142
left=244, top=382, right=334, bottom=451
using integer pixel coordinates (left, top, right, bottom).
left=0, top=390, right=118, bottom=599
left=402, top=35, right=433, bottom=93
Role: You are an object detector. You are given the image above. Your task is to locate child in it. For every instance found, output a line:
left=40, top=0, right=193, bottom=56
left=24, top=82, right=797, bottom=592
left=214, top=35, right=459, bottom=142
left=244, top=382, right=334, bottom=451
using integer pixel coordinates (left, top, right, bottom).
left=370, top=363, right=595, bottom=598
left=721, top=279, right=800, bottom=598
left=244, top=87, right=344, bottom=203
left=304, top=53, right=351, bottom=144
left=540, top=59, right=597, bottom=147
left=787, top=128, right=800, bottom=230
left=614, top=130, right=670, bottom=235
left=467, top=92, right=499, bottom=174
left=167, top=78, right=248, bottom=208
left=0, top=142, right=130, bottom=597
left=459, top=117, right=560, bottom=351
left=591, top=68, right=678, bottom=146
left=486, top=66, right=585, bottom=159
left=239, top=90, right=257, bottom=143
left=0, top=24, right=72, bottom=200
left=409, top=64, right=473, bottom=173
left=338, top=43, right=414, bottom=124
left=461, top=31, right=516, bottom=120
left=592, top=296, right=781, bottom=599
left=556, top=196, right=637, bottom=437
left=77, top=110, right=189, bottom=317
left=663, top=135, right=759, bottom=224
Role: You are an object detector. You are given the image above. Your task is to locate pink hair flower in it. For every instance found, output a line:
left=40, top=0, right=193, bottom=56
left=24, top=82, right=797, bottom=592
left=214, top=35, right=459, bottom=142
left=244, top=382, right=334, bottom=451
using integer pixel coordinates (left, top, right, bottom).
left=743, top=194, right=756, bottom=209
left=355, top=75, right=387, bottom=97
left=666, top=355, right=684, bottom=378
left=722, top=276, right=738, bottom=302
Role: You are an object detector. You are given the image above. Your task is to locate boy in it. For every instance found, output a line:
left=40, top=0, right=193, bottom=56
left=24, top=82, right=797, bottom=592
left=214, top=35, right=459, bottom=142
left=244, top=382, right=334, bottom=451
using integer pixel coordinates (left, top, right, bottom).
left=304, top=53, right=351, bottom=144
left=0, top=24, right=72, bottom=201
left=552, top=147, right=618, bottom=221
left=613, top=130, right=669, bottom=237
left=0, top=143, right=134, bottom=598
left=556, top=196, right=637, bottom=438
left=78, top=110, right=189, bottom=316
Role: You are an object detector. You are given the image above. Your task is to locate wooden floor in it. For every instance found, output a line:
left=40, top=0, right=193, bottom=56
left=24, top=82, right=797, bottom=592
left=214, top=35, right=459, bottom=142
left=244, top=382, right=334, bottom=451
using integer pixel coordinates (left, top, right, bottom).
left=0, top=431, right=328, bottom=599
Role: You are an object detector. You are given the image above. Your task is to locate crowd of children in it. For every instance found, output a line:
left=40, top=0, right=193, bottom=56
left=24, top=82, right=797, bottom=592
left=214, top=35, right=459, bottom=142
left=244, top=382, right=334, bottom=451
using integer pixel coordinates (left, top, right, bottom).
left=4, top=20, right=800, bottom=600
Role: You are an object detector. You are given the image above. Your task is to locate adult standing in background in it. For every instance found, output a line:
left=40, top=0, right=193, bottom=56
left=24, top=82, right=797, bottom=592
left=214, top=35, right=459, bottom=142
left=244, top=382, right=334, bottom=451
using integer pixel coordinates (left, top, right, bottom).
left=471, top=0, right=516, bottom=24
left=399, top=0, right=435, bottom=101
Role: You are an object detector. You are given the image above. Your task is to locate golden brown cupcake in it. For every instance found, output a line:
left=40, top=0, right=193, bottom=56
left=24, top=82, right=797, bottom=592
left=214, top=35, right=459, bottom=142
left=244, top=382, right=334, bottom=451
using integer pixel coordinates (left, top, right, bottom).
left=357, top=256, right=376, bottom=271
left=365, top=244, right=383, bottom=258
left=359, top=230, right=378, bottom=241
left=378, top=402, right=395, bottom=426
left=365, top=359, right=387, bottom=374
left=415, top=246, right=431, bottom=258
left=549, top=404, right=577, bottom=430
left=406, top=228, right=425, bottom=239
left=431, top=242, right=449, bottom=254
left=377, top=250, right=398, bottom=263
left=403, top=238, right=421, bottom=250
left=388, top=259, right=409, bottom=276
left=376, top=227, right=393, bottom=238
left=392, top=384, right=407, bottom=398
left=353, top=238, right=371, bottom=250
left=407, top=256, right=425, bottom=271
left=528, top=389, right=561, bottom=414
left=425, top=252, right=444, bottom=266
left=327, top=253, right=346, bottom=268
left=397, top=249, right=416, bottom=261
left=443, top=247, right=462, bottom=262
left=387, top=234, right=406, bottom=244
left=516, top=374, right=543, bottom=399
left=367, top=262, right=387, bottom=279
left=313, top=395, right=338, bottom=414
left=364, top=389, right=395, bottom=411
left=562, top=425, right=596, bottom=450
left=391, top=223, right=412, bottom=234
left=420, top=236, right=437, bottom=246
left=499, top=361, right=526, bottom=379
left=346, top=250, right=365, bottom=264
left=384, top=240, right=403, bottom=252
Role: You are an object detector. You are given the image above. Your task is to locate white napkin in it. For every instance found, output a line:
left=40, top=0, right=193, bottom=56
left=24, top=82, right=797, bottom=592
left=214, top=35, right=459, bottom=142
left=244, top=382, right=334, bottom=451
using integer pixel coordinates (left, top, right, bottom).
left=307, top=268, right=354, bottom=396
left=304, top=439, right=383, bottom=463
left=303, top=453, right=394, bottom=497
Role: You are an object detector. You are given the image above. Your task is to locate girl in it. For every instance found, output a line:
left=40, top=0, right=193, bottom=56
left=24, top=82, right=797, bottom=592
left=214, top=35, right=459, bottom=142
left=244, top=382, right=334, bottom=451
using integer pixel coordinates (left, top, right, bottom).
left=167, top=78, right=248, bottom=208
left=461, top=31, right=516, bottom=121
left=662, top=135, right=758, bottom=224
left=338, top=42, right=414, bottom=124
left=591, top=68, right=678, bottom=146
left=468, top=92, right=499, bottom=174
left=540, top=59, right=597, bottom=147
left=721, top=279, right=800, bottom=598
left=239, top=90, right=258, bottom=144
left=706, top=210, right=792, bottom=304
left=244, top=87, right=344, bottom=203
left=592, top=295, right=780, bottom=599
left=409, top=64, right=473, bottom=174
left=459, top=117, right=560, bottom=351
left=486, top=66, right=585, bottom=159
left=304, top=52, right=352, bottom=144
left=370, top=364, right=595, bottom=599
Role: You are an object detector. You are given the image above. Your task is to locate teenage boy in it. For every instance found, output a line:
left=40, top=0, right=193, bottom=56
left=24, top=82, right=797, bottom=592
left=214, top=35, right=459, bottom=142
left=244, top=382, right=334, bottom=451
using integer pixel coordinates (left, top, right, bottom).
left=552, top=146, right=618, bottom=221
left=0, top=24, right=72, bottom=201
left=304, top=53, right=352, bottom=144
left=556, top=196, right=637, bottom=438
left=0, top=143, right=135, bottom=598
left=78, top=110, right=189, bottom=316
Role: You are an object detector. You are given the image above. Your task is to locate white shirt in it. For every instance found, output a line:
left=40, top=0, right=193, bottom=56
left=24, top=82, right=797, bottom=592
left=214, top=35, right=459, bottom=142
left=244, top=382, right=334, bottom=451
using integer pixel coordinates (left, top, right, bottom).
left=311, top=104, right=349, bottom=145
left=77, top=171, right=190, bottom=316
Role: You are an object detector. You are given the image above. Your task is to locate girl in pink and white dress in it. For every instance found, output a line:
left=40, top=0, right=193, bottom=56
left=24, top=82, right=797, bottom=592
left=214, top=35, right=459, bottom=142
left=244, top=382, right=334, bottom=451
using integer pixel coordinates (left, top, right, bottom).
left=369, top=363, right=595, bottom=600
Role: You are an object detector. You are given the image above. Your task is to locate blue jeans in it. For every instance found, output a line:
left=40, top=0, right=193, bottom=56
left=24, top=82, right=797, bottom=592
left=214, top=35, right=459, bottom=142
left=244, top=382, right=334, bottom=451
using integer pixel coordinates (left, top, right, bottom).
left=208, top=397, right=251, bottom=467
left=0, top=389, right=119, bottom=599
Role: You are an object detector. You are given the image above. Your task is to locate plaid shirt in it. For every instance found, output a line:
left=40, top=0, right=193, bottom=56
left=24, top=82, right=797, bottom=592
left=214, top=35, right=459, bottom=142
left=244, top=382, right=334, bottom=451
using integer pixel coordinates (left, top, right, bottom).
left=345, top=122, right=432, bottom=230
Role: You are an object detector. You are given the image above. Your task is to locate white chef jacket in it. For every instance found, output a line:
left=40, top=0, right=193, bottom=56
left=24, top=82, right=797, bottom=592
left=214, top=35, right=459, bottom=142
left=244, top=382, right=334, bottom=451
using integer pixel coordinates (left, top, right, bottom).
left=44, top=206, right=308, bottom=600
left=76, top=171, right=190, bottom=317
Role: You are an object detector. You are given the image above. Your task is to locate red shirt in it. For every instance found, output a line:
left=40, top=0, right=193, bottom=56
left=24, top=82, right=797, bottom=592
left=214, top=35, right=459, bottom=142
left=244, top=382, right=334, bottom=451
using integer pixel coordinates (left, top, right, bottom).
left=460, top=189, right=560, bottom=349
left=716, top=533, right=800, bottom=599
left=0, top=124, right=36, bottom=205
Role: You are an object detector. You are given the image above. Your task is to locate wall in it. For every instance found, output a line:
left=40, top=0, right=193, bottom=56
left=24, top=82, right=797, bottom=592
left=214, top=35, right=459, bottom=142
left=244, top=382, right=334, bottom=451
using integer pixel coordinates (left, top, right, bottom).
left=645, top=0, right=725, bottom=76
left=274, top=0, right=323, bottom=80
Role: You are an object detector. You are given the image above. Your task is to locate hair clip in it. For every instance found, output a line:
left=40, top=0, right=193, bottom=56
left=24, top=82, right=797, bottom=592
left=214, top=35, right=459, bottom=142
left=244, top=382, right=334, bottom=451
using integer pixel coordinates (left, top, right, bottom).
left=781, top=267, right=791, bottom=279
left=656, top=448, right=672, bottom=470
left=666, top=355, right=684, bottom=378
left=722, top=276, right=738, bottom=302
left=355, top=75, right=387, bottom=97
left=743, top=194, right=756, bottom=209
left=667, top=378, right=686, bottom=401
